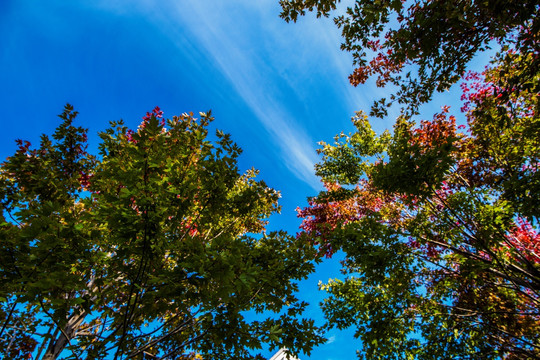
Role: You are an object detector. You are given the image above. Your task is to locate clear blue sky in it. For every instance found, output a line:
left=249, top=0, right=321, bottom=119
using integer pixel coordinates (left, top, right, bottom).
left=0, top=1, right=471, bottom=359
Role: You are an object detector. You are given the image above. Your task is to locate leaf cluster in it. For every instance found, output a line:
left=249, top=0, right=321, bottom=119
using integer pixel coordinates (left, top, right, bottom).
left=0, top=106, right=325, bottom=359
left=280, top=0, right=539, bottom=116
left=297, top=51, right=540, bottom=359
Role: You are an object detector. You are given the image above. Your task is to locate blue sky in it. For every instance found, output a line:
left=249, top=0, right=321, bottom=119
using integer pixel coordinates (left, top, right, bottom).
left=0, top=1, right=471, bottom=359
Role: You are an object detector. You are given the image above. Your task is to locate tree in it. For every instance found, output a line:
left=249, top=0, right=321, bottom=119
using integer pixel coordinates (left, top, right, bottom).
left=296, top=49, right=539, bottom=358
left=283, top=1, right=539, bottom=357
left=0, top=105, right=325, bottom=359
left=280, top=0, right=539, bottom=116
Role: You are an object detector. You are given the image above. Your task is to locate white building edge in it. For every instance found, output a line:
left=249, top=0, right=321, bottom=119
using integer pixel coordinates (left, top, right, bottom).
left=269, top=348, right=300, bottom=360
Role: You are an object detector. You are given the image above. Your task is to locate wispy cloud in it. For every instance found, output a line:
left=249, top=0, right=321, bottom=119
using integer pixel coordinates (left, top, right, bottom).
left=95, top=0, right=369, bottom=190
left=327, top=335, right=336, bottom=344
left=159, top=0, right=324, bottom=189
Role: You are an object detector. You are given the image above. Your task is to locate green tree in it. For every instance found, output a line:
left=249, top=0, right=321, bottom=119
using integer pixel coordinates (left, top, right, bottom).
left=297, top=51, right=539, bottom=358
left=284, top=1, right=539, bottom=357
left=280, top=0, right=539, bottom=116
left=0, top=105, right=325, bottom=359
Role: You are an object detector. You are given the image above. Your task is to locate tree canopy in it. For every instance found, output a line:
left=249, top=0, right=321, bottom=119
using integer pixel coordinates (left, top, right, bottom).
left=0, top=105, right=325, bottom=359
left=280, top=0, right=539, bottom=116
left=296, top=22, right=540, bottom=360
left=286, top=0, right=540, bottom=358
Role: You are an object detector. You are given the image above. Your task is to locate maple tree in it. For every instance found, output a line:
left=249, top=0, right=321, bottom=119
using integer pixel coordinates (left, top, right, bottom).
left=280, top=0, right=539, bottom=116
left=296, top=48, right=539, bottom=359
left=0, top=105, right=325, bottom=359
left=284, top=1, right=539, bottom=357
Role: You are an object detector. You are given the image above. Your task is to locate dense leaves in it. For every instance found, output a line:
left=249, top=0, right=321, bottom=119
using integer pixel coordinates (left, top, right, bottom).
left=297, top=50, right=540, bottom=358
left=0, top=105, right=325, bottom=359
left=285, top=1, right=540, bottom=358
left=280, top=0, right=539, bottom=116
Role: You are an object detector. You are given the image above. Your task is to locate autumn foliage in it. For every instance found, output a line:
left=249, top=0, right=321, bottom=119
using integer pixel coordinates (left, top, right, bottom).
left=0, top=106, right=324, bottom=359
left=297, top=50, right=539, bottom=358
left=281, top=1, right=540, bottom=356
left=281, top=0, right=539, bottom=117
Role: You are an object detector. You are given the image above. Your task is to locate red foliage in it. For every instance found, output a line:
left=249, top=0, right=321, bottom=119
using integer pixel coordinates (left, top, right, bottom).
left=78, top=171, right=93, bottom=190
left=506, top=218, right=540, bottom=264
left=297, top=182, right=400, bottom=257
left=141, top=106, right=166, bottom=128
left=410, top=106, right=457, bottom=152
left=142, top=106, right=164, bottom=121
left=349, top=50, right=403, bottom=88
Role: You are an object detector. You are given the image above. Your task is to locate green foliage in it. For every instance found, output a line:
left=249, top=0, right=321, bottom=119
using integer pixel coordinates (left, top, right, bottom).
left=280, top=0, right=539, bottom=116
left=315, top=111, right=391, bottom=185
left=297, top=50, right=540, bottom=359
left=287, top=2, right=539, bottom=357
left=0, top=105, right=325, bottom=359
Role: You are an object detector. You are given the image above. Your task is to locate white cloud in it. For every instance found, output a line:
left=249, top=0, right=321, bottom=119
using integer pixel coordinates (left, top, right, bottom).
left=161, top=0, right=324, bottom=189
left=327, top=335, right=336, bottom=344
left=94, top=0, right=370, bottom=190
